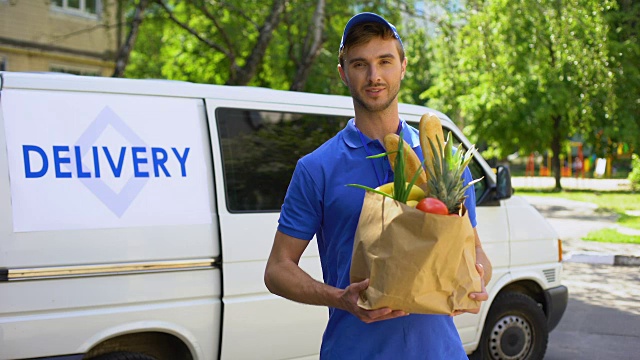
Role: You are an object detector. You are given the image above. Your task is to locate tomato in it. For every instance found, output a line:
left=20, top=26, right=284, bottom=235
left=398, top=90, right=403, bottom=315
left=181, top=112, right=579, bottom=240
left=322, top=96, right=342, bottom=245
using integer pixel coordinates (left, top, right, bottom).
left=415, top=197, right=449, bottom=215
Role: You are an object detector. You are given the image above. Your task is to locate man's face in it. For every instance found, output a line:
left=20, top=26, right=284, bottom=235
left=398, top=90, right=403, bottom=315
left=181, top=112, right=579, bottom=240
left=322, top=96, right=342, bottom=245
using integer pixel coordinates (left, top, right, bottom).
left=339, top=37, right=407, bottom=113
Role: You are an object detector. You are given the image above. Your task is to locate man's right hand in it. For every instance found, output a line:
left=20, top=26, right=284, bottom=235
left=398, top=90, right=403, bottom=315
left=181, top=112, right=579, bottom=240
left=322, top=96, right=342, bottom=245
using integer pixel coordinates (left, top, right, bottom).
left=265, top=232, right=407, bottom=323
left=340, top=279, right=409, bottom=323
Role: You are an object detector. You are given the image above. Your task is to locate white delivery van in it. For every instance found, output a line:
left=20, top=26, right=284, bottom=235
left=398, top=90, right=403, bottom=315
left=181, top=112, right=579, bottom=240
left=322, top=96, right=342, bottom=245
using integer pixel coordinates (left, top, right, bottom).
left=0, top=72, right=567, bottom=360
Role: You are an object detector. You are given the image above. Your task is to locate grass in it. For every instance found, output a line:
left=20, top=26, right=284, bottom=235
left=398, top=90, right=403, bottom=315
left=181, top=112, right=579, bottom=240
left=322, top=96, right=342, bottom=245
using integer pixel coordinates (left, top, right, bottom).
left=515, top=189, right=640, bottom=244
left=582, top=228, right=640, bottom=244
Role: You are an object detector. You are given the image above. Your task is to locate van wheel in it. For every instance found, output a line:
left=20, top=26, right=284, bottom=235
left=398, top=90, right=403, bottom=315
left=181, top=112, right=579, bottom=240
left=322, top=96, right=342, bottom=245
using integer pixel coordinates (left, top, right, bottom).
left=471, top=292, right=548, bottom=360
left=89, top=352, right=158, bottom=360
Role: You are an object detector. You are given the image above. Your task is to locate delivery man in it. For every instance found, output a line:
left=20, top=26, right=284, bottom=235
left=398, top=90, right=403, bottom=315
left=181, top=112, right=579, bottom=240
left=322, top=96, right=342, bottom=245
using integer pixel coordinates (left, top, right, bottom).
left=265, top=12, right=492, bottom=359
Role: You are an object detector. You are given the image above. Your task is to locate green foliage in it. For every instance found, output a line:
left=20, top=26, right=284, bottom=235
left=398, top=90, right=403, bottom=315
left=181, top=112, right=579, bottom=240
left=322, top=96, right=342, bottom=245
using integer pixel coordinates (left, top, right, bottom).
left=629, top=153, right=640, bottom=191
left=398, top=20, right=432, bottom=105
left=426, top=0, right=618, bottom=160
left=420, top=0, right=640, bottom=191
left=124, top=0, right=422, bottom=93
left=603, top=0, right=640, bottom=156
left=124, top=7, right=166, bottom=79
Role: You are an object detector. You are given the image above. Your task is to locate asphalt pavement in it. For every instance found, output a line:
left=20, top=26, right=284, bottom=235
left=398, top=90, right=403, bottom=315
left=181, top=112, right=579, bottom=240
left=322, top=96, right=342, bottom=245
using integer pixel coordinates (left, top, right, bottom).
left=545, top=262, right=640, bottom=359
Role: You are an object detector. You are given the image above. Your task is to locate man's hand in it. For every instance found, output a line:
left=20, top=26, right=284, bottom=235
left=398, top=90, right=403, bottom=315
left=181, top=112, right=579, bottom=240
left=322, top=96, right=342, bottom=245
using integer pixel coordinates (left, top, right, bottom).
left=452, top=263, right=489, bottom=316
left=340, top=279, right=409, bottom=323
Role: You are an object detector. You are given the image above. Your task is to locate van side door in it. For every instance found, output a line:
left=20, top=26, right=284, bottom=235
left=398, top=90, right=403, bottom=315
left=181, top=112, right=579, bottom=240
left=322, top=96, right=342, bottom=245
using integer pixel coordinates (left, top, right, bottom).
left=206, top=99, right=355, bottom=359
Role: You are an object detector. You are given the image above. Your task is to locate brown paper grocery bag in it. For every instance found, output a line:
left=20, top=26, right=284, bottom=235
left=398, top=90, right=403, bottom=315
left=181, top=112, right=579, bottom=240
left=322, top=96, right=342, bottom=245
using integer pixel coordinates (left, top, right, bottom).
left=350, top=191, right=482, bottom=315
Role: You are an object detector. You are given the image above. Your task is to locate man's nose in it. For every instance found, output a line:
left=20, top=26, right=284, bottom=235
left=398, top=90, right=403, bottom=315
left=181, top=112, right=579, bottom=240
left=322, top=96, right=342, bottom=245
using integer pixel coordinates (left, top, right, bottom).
left=367, top=65, right=382, bottom=84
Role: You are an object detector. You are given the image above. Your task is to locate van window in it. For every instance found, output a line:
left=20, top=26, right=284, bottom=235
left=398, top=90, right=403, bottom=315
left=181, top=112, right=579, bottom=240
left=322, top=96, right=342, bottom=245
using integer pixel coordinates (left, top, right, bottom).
left=216, top=108, right=349, bottom=212
left=468, top=161, right=487, bottom=202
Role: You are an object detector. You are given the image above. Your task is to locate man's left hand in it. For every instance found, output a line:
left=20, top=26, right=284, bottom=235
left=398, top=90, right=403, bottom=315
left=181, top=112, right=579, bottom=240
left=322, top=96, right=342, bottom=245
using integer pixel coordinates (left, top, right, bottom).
left=452, top=263, right=488, bottom=316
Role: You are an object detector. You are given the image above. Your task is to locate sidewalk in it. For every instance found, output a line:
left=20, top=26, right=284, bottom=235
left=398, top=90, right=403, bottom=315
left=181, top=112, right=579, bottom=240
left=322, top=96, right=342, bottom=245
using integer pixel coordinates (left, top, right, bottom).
left=520, top=195, right=640, bottom=267
left=512, top=176, right=632, bottom=192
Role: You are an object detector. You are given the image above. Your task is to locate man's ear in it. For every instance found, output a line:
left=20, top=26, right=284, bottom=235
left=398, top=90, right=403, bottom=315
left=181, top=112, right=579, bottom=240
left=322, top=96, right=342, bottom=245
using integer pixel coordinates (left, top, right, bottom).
left=400, top=57, right=407, bottom=80
left=338, top=64, right=348, bottom=86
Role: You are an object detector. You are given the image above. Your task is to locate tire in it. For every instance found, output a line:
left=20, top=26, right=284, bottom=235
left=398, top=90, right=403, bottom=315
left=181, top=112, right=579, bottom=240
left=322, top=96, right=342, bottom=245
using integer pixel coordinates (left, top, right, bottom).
left=470, top=292, right=548, bottom=360
left=89, top=352, right=158, bottom=360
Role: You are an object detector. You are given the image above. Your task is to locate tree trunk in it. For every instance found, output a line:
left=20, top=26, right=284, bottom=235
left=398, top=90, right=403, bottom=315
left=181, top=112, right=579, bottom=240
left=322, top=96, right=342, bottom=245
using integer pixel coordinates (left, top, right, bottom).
left=228, top=0, right=286, bottom=85
left=551, top=115, right=563, bottom=191
left=116, top=0, right=124, bottom=50
left=289, top=0, right=326, bottom=91
left=112, top=0, right=149, bottom=78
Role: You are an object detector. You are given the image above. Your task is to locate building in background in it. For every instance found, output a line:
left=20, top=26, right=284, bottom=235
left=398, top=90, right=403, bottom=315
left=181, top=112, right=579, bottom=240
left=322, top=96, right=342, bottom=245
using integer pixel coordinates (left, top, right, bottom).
left=0, top=0, right=118, bottom=76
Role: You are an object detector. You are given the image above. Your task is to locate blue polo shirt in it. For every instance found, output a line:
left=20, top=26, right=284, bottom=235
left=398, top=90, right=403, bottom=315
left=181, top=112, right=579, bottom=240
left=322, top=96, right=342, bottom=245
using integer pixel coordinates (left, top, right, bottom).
left=278, top=118, right=475, bottom=359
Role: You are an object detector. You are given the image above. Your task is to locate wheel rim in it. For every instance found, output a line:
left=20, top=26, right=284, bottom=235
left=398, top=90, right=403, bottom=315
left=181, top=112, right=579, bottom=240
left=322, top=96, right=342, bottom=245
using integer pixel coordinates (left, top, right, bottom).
left=488, top=315, right=532, bottom=360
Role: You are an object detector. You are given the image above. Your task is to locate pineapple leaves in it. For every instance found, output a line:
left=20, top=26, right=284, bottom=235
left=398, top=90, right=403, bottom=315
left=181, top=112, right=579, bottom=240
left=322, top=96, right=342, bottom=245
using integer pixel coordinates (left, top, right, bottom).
left=424, top=131, right=483, bottom=213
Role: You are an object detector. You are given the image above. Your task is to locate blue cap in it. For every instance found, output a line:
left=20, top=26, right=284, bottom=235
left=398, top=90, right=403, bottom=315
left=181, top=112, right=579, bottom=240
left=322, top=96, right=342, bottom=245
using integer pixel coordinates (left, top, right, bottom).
left=339, top=12, right=403, bottom=52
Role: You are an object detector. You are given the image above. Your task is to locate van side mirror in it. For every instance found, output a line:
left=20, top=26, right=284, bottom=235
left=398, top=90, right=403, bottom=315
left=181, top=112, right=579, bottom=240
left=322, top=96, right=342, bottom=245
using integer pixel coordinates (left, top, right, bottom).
left=495, top=165, right=513, bottom=200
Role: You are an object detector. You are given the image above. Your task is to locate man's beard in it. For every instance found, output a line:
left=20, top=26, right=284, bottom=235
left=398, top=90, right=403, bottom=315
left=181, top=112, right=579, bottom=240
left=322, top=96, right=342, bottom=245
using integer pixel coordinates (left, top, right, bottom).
left=351, top=82, right=400, bottom=112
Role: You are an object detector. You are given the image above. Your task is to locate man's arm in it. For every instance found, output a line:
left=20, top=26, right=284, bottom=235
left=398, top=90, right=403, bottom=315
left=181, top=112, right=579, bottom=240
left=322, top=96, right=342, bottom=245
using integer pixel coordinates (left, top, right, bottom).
left=453, top=228, right=492, bottom=316
left=474, top=228, right=493, bottom=284
left=264, top=230, right=408, bottom=323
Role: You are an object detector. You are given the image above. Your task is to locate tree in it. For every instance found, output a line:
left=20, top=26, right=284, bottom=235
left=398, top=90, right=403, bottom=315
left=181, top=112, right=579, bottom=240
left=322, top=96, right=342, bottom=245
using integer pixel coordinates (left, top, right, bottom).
left=398, top=8, right=433, bottom=106
left=604, top=0, right=640, bottom=157
left=153, top=0, right=287, bottom=86
left=113, top=0, right=150, bottom=77
left=426, top=0, right=618, bottom=190
left=122, top=3, right=166, bottom=79
left=123, top=0, right=420, bottom=94
left=289, top=0, right=327, bottom=91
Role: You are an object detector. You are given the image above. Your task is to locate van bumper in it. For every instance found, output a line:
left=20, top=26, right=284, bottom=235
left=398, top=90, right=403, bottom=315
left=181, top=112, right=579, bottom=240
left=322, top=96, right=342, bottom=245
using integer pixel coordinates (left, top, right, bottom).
left=544, top=285, right=568, bottom=332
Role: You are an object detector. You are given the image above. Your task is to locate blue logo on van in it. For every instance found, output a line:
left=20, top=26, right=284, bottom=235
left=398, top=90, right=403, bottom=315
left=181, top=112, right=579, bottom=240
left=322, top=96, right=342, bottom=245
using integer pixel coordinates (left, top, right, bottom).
left=75, top=107, right=147, bottom=217
left=21, top=107, right=190, bottom=218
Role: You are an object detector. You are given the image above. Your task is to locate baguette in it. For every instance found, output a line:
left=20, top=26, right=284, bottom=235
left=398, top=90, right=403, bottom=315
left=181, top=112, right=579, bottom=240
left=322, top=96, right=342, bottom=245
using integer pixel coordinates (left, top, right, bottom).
left=419, top=113, right=445, bottom=176
left=383, top=133, right=427, bottom=186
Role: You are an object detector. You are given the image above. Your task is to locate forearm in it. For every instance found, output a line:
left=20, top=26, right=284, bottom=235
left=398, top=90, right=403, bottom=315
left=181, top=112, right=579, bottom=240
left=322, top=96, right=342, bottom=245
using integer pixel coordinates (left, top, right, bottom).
left=264, top=231, right=343, bottom=308
left=474, top=228, right=492, bottom=283
left=264, top=257, right=341, bottom=308
left=475, top=246, right=492, bottom=284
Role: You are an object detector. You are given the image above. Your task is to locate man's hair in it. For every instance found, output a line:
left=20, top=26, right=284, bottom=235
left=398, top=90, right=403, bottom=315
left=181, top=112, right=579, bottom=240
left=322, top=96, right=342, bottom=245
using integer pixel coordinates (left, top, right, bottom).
left=338, top=22, right=405, bottom=68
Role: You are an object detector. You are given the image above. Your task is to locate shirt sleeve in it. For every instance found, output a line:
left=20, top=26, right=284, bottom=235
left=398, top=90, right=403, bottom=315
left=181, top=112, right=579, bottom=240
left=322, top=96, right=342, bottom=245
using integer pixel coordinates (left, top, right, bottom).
left=277, top=159, right=323, bottom=240
left=462, top=167, right=478, bottom=228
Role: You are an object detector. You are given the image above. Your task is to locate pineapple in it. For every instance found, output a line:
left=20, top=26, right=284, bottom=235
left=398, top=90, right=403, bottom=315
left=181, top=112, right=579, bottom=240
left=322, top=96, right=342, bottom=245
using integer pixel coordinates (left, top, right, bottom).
left=420, top=113, right=482, bottom=215
left=346, top=113, right=481, bottom=214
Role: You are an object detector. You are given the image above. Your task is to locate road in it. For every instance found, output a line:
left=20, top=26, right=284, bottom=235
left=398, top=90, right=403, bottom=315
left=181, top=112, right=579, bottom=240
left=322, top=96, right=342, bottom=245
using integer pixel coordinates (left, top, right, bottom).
left=520, top=195, right=640, bottom=359
left=545, top=262, right=640, bottom=359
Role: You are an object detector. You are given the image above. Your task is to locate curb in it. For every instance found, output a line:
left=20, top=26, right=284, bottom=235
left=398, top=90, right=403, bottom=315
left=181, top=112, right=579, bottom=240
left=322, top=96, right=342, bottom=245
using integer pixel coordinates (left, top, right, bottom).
left=614, top=255, right=640, bottom=266
left=564, top=252, right=640, bottom=266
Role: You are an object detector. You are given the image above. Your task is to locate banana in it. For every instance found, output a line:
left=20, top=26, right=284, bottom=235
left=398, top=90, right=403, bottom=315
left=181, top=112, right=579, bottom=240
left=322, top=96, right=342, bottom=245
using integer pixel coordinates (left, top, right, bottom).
left=376, top=182, right=395, bottom=196
left=419, top=113, right=445, bottom=178
left=383, top=133, right=427, bottom=186
left=407, top=184, right=426, bottom=201
left=376, top=182, right=426, bottom=202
